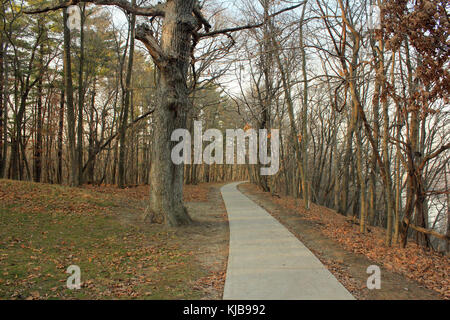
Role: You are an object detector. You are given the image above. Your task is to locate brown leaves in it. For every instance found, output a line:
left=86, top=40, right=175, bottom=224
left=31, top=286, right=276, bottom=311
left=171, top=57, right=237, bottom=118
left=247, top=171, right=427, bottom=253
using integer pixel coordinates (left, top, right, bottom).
left=0, top=180, right=110, bottom=216
left=1, top=180, right=217, bottom=300
left=383, top=0, right=449, bottom=103
left=251, top=184, right=450, bottom=299
left=183, top=184, right=211, bottom=202
left=193, top=270, right=226, bottom=293
left=25, top=291, right=40, bottom=300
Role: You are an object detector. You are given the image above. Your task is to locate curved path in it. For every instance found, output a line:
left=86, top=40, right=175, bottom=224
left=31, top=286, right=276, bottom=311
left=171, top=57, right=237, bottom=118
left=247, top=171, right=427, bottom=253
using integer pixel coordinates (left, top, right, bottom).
left=221, top=182, right=354, bottom=300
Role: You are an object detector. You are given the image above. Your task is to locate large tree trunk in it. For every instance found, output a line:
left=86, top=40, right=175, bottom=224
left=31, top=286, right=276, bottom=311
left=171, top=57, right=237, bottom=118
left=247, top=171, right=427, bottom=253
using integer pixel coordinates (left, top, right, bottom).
left=146, top=74, right=191, bottom=226
left=140, top=0, right=197, bottom=226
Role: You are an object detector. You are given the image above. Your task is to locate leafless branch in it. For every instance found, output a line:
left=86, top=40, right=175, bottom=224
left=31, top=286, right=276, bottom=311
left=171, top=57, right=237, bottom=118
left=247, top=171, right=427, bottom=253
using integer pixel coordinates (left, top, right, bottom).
left=24, top=0, right=166, bottom=17
left=198, top=2, right=305, bottom=38
left=135, top=24, right=165, bottom=67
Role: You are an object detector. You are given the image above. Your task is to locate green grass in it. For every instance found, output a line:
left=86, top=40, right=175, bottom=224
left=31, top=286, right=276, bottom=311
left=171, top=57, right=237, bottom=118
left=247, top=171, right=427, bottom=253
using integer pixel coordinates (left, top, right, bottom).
left=0, top=179, right=206, bottom=300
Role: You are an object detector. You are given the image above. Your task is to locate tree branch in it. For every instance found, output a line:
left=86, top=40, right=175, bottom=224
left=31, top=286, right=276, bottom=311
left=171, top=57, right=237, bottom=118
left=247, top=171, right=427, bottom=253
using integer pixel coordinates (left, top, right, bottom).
left=24, top=0, right=166, bottom=17
left=198, top=2, right=305, bottom=38
left=82, top=108, right=155, bottom=173
left=418, top=143, right=450, bottom=171
left=193, top=2, right=211, bottom=33
left=135, top=24, right=166, bottom=67
left=404, top=218, right=450, bottom=241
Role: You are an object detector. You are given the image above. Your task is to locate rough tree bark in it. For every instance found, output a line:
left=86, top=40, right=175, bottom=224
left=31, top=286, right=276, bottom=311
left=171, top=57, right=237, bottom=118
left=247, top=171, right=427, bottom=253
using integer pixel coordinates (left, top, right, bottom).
left=135, top=1, right=204, bottom=225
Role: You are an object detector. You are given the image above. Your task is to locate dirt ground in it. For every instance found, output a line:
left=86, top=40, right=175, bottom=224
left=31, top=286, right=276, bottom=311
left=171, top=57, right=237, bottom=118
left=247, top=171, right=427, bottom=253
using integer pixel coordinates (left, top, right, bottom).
left=177, top=184, right=229, bottom=299
left=112, top=183, right=230, bottom=300
left=238, top=183, right=443, bottom=300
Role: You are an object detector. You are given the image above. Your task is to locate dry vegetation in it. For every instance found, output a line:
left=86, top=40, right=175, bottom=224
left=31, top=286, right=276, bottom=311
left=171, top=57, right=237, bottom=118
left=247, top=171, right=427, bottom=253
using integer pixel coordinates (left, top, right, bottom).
left=240, top=183, right=449, bottom=299
left=0, top=179, right=227, bottom=300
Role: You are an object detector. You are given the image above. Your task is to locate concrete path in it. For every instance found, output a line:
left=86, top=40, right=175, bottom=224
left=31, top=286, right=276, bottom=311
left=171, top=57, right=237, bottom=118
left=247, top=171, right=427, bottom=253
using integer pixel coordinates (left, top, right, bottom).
left=221, top=182, right=354, bottom=300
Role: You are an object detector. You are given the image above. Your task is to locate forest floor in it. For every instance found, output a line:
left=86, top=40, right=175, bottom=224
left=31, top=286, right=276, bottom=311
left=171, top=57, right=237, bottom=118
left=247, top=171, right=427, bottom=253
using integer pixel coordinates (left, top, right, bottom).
left=238, top=183, right=449, bottom=300
left=0, top=179, right=228, bottom=300
left=2, top=178, right=448, bottom=300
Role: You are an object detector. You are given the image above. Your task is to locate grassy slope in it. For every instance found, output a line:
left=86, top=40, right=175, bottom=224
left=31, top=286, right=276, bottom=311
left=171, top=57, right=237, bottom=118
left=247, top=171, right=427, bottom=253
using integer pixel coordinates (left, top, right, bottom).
left=0, top=179, right=208, bottom=300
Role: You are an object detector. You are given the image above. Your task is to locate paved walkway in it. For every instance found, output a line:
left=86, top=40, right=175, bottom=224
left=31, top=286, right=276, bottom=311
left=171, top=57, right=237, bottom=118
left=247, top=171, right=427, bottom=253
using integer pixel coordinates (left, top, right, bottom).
left=221, top=182, right=354, bottom=300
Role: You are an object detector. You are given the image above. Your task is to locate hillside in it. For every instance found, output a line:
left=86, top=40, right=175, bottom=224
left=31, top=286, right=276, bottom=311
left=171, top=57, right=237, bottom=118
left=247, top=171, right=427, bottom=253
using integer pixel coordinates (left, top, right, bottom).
left=0, top=180, right=228, bottom=300
left=239, top=183, right=450, bottom=299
